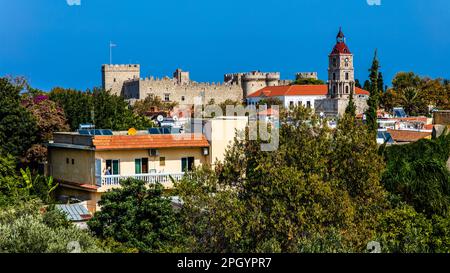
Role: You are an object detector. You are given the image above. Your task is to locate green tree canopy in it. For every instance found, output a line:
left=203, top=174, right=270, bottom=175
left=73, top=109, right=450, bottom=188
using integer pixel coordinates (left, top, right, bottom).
left=49, top=88, right=153, bottom=131
left=0, top=200, right=105, bottom=253
left=132, top=93, right=179, bottom=116
left=382, top=133, right=450, bottom=217
left=88, top=179, right=184, bottom=253
left=0, top=78, right=38, bottom=158
left=291, top=78, right=325, bottom=85
left=176, top=106, right=387, bottom=253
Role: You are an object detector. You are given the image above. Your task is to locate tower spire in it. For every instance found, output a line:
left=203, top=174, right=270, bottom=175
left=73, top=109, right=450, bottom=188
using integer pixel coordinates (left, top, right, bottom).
left=336, top=27, right=345, bottom=43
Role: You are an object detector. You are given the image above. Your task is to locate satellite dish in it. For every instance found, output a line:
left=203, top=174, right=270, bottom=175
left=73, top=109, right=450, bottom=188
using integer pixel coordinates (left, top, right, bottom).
left=173, top=115, right=179, bottom=122
left=157, top=115, right=164, bottom=122
left=127, top=128, right=137, bottom=136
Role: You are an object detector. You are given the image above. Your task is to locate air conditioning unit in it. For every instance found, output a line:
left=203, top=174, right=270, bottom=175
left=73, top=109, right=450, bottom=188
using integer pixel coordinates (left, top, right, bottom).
left=149, top=149, right=160, bottom=157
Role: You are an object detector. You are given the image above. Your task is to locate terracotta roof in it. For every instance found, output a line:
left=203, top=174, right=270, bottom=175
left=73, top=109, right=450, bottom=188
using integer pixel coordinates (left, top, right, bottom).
left=387, top=129, right=432, bottom=143
left=247, top=85, right=369, bottom=98
left=395, top=117, right=429, bottom=123
left=355, top=87, right=370, bottom=96
left=424, top=124, right=434, bottom=130
left=92, top=134, right=210, bottom=150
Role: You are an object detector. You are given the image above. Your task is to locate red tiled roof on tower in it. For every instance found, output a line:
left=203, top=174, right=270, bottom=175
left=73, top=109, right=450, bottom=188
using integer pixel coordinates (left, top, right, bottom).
left=331, top=27, right=351, bottom=55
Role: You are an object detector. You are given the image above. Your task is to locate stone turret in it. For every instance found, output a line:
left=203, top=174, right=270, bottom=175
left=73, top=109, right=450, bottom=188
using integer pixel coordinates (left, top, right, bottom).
left=102, top=64, right=140, bottom=96
left=224, top=71, right=281, bottom=97
left=296, top=72, right=318, bottom=80
left=173, top=68, right=190, bottom=85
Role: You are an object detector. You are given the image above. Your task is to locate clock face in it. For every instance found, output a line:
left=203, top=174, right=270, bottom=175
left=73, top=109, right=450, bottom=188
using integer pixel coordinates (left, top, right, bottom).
left=345, top=58, right=349, bottom=63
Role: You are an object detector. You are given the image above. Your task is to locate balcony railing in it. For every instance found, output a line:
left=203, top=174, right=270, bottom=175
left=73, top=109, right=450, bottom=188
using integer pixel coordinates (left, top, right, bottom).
left=98, top=173, right=185, bottom=187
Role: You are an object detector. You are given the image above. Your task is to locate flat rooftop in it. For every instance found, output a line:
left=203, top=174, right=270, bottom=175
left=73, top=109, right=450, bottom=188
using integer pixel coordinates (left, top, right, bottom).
left=49, top=131, right=209, bottom=151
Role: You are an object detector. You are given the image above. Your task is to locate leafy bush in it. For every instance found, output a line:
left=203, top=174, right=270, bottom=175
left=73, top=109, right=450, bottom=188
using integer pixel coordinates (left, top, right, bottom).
left=382, top=134, right=450, bottom=216
left=0, top=201, right=106, bottom=253
left=88, top=178, right=184, bottom=253
left=375, top=205, right=433, bottom=253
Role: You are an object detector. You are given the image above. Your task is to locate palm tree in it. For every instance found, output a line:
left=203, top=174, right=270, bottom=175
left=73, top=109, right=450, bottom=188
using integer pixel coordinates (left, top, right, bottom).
left=395, top=87, right=427, bottom=116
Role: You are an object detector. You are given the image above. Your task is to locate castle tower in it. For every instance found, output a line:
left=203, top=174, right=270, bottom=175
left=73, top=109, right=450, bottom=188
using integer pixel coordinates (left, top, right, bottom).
left=242, top=71, right=281, bottom=98
left=328, top=28, right=355, bottom=99
left=173, top=68, right=190, bottom=85
left=102, top=64, right=140, bottom=96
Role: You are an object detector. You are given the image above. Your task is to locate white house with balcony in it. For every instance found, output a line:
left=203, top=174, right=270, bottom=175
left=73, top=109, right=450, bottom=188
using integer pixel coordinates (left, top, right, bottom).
left=47, top=130, right=210, bottom=212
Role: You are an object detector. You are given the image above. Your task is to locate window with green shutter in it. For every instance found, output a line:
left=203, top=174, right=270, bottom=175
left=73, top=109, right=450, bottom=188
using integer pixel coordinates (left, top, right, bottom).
left=135, top=158, right=142, bottom=174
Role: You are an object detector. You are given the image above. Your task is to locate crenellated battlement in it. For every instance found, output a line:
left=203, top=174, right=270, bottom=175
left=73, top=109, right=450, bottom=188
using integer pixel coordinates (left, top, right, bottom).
left=104, top=64, right=286, bottom=104
left=296, top=72, right=318, bottom=80
left=102, top=64, right=140, bottom=71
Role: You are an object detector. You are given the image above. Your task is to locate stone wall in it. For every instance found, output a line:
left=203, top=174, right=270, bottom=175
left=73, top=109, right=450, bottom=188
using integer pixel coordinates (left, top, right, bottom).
left=102, top=64, right=140, bottom=96
left=433, top=111, right=450, bottom=125
left=314, top=96, right=368, bottom=117
left=104, top=65, right=293, bottom=106
left=123, top=77, right=244, bottom=105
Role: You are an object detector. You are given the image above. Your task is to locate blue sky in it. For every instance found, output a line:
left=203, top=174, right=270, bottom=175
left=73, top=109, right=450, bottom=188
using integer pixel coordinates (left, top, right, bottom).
left=1, top=0, right=449, bottom=91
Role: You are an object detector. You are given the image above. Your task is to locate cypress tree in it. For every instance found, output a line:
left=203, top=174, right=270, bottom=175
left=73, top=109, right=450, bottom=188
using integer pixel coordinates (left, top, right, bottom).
left=378, top=72, right=385, bottom=93
left=363, top=80, right=371, bottom=91
left=345, top=87, right=356, bottom=117
left=365, top=49, right=380, bottom=135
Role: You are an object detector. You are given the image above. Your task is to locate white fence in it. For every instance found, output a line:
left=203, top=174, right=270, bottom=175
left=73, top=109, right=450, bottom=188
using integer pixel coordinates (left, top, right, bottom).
left=99, top=173, right=185, bottom=187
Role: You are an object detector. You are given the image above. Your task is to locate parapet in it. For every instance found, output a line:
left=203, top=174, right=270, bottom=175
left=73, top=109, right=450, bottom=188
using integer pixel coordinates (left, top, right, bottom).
left=242, top=71, right=280, bottom=81
left=296, top=72, right=318, bottom=80
left=102, top=64, right=140, bottom=72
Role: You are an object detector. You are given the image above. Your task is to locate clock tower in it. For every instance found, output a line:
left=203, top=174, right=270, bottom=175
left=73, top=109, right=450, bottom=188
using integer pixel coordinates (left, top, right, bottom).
left=328, top=28, right=355, bottom=99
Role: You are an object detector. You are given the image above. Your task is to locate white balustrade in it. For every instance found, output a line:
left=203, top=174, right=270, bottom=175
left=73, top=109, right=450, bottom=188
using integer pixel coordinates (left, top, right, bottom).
left=98, top=173, right=185, bottom=187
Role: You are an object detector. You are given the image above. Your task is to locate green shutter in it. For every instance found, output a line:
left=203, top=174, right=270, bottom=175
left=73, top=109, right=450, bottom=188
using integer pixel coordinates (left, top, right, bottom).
left=135, top=159, right=141, bottom=174
left=181, top=158, right=187, bottom=172
left=113, top=160, right=120, bottom=175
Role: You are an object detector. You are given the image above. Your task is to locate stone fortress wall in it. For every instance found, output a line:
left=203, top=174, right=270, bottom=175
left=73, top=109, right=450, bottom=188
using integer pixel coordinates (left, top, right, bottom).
left=102, top=64, right=140, bottom=97
left=125, top=75, right=245, bottom=105
left=102, top=64, right=294, bottom=106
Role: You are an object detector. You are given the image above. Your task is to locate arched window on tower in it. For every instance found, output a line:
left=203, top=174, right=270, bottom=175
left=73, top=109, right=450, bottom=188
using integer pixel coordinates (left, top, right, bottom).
left=332, top=85, right=336, bottom=95
left=333, top=73, right=336, bottom=81
left=345, top=73, right=349, bottom=80
left=345, top=86, right=349, bottom=94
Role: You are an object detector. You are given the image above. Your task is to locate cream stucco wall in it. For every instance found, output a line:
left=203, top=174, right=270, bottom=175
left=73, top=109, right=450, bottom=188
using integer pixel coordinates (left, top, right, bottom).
left=95, top=147, right=208, bottom=176
left=204, top=117, right=248, bottom=164
left=49, top=148, right=96, bottom=185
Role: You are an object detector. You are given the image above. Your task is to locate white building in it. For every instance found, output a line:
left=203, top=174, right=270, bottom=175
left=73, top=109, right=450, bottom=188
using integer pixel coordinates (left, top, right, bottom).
left=246, top=84, right=368, bottom=110
left=247, top=28, right=370, bottom=116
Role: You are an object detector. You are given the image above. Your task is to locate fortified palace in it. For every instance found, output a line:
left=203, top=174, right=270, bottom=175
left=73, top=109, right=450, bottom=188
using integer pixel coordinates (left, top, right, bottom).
left=102, top=28, right=369, bottom=116
left=102, top=65, right=293, bottom=105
